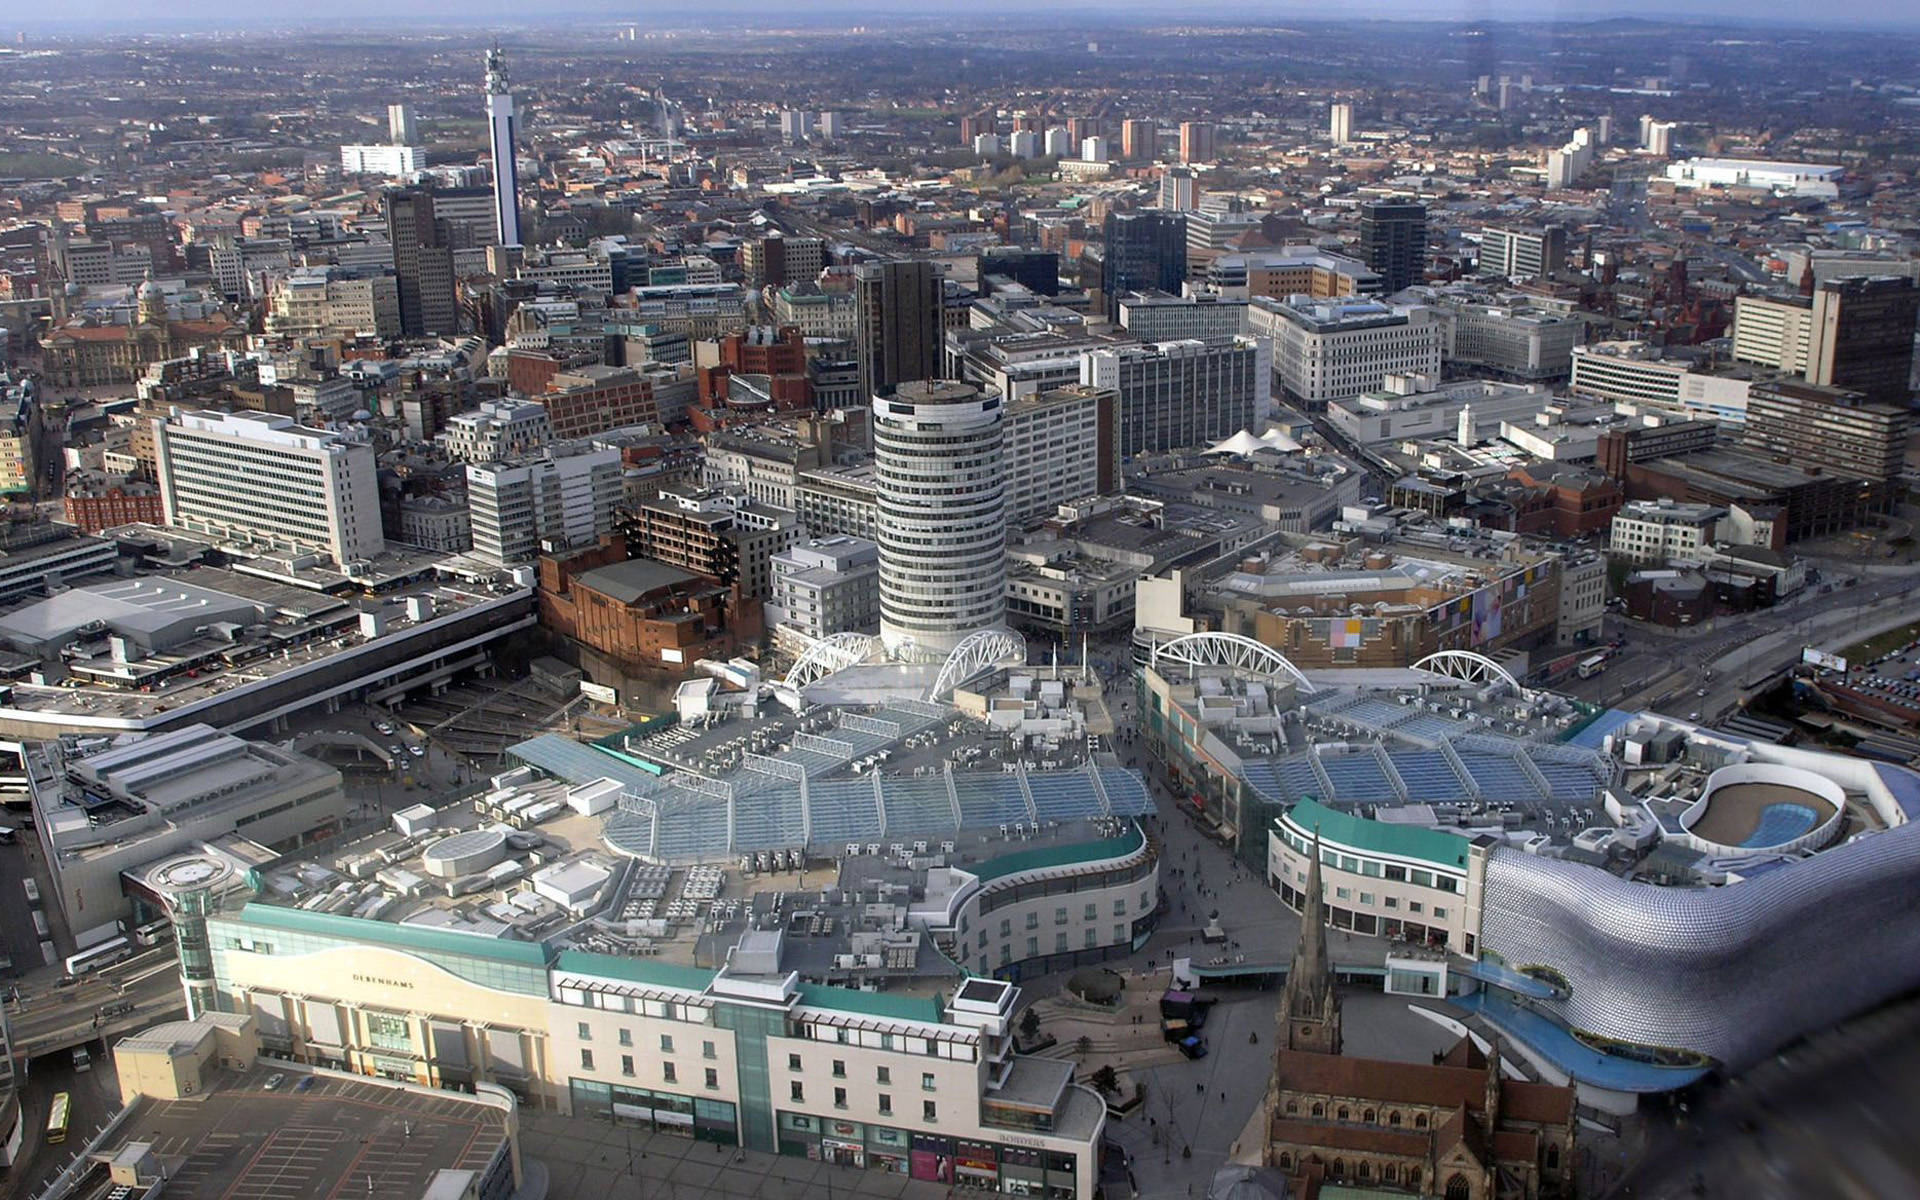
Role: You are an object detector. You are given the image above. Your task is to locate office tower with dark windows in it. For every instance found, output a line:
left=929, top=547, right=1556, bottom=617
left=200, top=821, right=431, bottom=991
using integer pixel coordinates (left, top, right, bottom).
left=1359, top=202, right=1427, bottom=294
left=1080, top=336, right=1261, bottom=457
left=855, top=260, right=943, bottom=399
left=1808, top=276, right=1919, bottom=405
left=384, top=187, right=456, bottom=336
left=977, top=248, right=1061, bottom=297
left=1101, top=211, right=1187, bottom=321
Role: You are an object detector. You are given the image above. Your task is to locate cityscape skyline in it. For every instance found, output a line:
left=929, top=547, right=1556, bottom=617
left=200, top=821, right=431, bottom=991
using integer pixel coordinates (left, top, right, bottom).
left=2, top=6, right=1919, bottom=1198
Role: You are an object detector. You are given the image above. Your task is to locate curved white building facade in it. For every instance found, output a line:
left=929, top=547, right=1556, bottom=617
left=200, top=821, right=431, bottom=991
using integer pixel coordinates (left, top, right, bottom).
left=874, top=380, right=1006, bottom=657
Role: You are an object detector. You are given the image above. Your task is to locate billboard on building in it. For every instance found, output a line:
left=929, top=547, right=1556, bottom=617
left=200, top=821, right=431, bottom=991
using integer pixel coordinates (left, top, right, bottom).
left=1801, top=647, right=1848, bottom=673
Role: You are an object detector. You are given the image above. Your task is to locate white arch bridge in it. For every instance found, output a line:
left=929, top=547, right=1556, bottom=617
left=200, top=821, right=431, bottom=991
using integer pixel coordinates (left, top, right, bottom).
left=1148, top=632, right=1318, bottom=693
left=1411, top=650, right=1523, bottom=693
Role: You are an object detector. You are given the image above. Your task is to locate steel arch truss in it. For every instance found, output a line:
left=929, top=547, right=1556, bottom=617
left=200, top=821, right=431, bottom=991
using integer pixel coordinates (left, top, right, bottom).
left=926, top=629, right=1027, bottom=701
left=785, top=632, right=881, bottom=688
left=1413, top=650, right=1522, bottom=692
left=1150, top=632, right=1317, bottom=694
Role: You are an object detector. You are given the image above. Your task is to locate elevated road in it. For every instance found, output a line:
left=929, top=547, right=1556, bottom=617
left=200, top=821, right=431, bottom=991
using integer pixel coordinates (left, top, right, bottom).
left=7, top=949, right=185, bottom=1060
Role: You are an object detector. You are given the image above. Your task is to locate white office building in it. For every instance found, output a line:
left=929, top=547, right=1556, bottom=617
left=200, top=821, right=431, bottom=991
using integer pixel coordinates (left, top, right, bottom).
left=466, top=444, right=623, bottom=566
left=339, top=144, right=424, bottom=176
left=1080, top=137, right=1109, bottom=163
left=1432, top=296, right=1586, bottom=381
left=1609, top=499, right=1726, bottom=565
left=1043, top=127, right=1074, bottom=157
left=1545, top=128, right=1594, bottom=189
left=1570, top=342, right=1755, bottom=424
left=387, top=103, right=417, bottom=145
left=874, top=380, right=1006, bottom=657
left=1005, top=385, right=1117, bottom=527
left=440, top=399, right=554, bottom=463
left=1731, top=293, right=1816, bottom=374
left=1117, top=293, right=1248, bottom=342
left=770, top=536, right=881, bottom=639
left=1663, top=158, right=1843, bottom=198
left=1157, top=168, right=1197, bottom=212
left=1329, top=102, right=1353, bottom=145
left=154, top=411, right=384, bottom=567
left=1641, top=118, right=1676, bottom=157
left=1249, top=297, right=1443, bottom=411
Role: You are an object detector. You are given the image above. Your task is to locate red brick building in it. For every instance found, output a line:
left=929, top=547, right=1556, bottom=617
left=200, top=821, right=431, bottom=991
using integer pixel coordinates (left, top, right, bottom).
left=539, top=365, right=659, bottom=440
left=538, top=540, right=760, bottom=671
left=1506, top=463, right=1623, bottom=538
left=64, top=481, right=165, bottom=533
left=691, top=326, right=814, bottom=431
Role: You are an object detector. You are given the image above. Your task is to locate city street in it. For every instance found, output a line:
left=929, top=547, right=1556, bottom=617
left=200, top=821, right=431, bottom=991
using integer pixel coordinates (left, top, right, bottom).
left=1559, top=563, right=1920, bottom=723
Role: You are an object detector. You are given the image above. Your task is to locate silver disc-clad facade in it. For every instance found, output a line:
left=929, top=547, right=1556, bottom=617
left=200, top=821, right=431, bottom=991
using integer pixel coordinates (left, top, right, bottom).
left=1479, top=822, right=1920, bottom=1070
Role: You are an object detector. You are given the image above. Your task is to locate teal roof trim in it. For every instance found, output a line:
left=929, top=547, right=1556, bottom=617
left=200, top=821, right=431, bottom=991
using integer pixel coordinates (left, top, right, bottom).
left=554, top=949, right=718, bottom=993
left=971, top=823, right=1145, bottom=883
left=232, top=903, right=552, bottom=966
left=1281, top=797, right=1470, bottom=871
left=797, top=983, right=946, bottom=1025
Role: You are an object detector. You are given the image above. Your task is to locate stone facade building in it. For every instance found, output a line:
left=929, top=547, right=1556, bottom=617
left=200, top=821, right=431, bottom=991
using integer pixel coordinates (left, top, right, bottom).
left=1259, top=815, right=1577, bottom=1200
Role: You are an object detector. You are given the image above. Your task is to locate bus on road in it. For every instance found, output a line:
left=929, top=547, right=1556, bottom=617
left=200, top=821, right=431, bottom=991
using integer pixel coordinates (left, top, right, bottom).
left=131, top=918, right=172, bottom=948
left=64, top=936, right=131, bottom=978
left=45, top=1092, right=70, bottom=1144
left=1577, top=654, right=1610, bottom=679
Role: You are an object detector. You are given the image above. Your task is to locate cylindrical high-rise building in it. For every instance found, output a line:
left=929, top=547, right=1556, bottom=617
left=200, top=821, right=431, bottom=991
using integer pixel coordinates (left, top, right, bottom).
left=484, top=46, right=522, bottom=248
left=874, top=380, right=1006, bottom=658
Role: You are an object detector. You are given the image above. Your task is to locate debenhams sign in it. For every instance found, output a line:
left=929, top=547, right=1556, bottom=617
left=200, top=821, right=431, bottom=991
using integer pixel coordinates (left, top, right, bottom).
left=353, top=973, right=416, bottom=990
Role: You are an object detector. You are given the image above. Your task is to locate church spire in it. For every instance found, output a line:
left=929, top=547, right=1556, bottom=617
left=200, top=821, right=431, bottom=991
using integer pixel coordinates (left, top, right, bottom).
left=1281, top=817, right=1341, bottom=1055
left=1294, top=826, right=1330, bottom=996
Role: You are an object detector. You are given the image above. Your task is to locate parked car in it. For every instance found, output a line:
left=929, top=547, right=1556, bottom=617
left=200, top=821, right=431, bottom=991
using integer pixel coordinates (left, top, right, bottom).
left=265, top=1072, right=285, bottom=1091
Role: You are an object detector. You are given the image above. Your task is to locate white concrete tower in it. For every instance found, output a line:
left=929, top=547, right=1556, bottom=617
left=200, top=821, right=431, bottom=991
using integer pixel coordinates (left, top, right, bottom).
left=484, top=45, right=522, bottom=248
left=873, top=380, right=1007, bottom=658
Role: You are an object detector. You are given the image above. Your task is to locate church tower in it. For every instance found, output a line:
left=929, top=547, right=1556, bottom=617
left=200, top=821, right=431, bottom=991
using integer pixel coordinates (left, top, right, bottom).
left=1280, top=826, right=1342, bottom=1055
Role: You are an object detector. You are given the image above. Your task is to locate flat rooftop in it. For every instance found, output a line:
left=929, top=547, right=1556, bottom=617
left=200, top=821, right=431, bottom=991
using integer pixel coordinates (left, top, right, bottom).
left=0, top=566, right=528, bottom=723
left=103, top=1064, right=510, bottom=1200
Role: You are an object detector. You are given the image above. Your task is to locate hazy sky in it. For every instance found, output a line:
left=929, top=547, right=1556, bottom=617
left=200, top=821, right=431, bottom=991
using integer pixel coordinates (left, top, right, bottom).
left=19, top=0, right=1920, bottom=31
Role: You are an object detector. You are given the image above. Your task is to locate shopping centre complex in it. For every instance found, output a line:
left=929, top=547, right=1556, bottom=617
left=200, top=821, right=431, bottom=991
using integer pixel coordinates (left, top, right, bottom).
left=1139, top=633, right=1920, bottom=1103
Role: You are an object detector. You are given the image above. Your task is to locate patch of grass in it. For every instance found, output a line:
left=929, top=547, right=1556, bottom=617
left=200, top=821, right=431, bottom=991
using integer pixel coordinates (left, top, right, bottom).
left=0, top=151, right=89, bottom=178
left=1841, top=619, right=1920, bottom=665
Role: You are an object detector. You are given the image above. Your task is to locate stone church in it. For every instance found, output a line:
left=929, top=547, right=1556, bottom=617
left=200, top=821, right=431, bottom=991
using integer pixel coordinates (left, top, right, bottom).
left=1259, top=831, right=1578, bottom=1199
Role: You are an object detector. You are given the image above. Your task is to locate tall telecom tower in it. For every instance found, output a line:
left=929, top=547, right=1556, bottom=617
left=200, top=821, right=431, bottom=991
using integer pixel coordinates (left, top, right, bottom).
left=484, top=44, right=522, bottom=248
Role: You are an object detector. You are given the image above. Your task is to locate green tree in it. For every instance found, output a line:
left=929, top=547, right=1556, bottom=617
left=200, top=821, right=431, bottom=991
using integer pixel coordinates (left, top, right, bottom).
left=1089, top=1064, right=1120, bottom=1097
left=1018, top=1008, right=1042, bottom=1042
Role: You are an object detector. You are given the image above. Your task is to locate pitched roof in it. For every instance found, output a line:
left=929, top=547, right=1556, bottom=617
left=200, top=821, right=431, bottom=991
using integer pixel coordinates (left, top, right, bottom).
left=1267, top=1117, right=1428, bottom=1158
left=1276, top=1045, right=1574, bottom=1130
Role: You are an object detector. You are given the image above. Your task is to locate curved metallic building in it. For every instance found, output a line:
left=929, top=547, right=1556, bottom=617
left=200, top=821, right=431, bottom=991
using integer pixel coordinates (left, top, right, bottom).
left=1479, top=821, right=1920, bottom=1070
